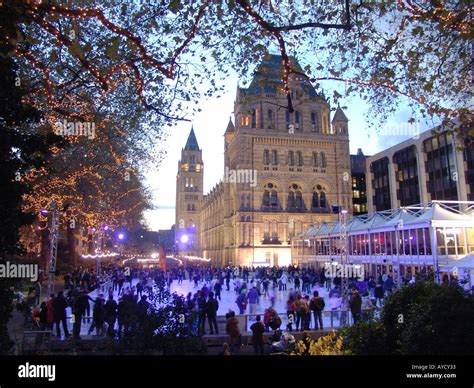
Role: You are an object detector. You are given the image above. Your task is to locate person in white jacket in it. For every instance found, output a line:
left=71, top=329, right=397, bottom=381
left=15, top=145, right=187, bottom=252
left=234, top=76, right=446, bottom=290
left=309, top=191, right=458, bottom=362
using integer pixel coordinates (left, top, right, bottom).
left=279, top=273, right=288, bottom=291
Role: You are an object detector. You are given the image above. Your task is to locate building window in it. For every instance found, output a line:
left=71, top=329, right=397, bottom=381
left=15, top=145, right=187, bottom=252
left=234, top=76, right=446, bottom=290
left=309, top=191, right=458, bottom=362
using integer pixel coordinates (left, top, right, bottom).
left=320, top=152, right=327, bottom=167
left=371, top=157, right=391, bottom=211
left=288, top=151, right=294, bottom=166
left=251, top=109, right=256, bottom=128
left=263, top=191, right=270, bottom=207
left=285, top=110, right=291, bottom=127
left=263, top=190, right=278, bottom=209
left=295, top=111, right=301, bottom=130
left=267, top=109, right=274, bottom=129
left=263, top=149, right=270, bottom=165
left=424, top=133, right=458, bottom=201
left=287, top=184, right=305, bottom=212
left=295, top=191, right=303, bottom=209
left=271, top=150, right=278, bottom=165
left=319, top=191, right=327, bottom=208
left=312, top=152, right=318, bottom=167
left=270, top=191, right=278, bottom=207
left=287, top=191, right=295, bottom=208
left=312, top=192, right=319, bottom=208
left=245, top=116, right=249, bottom=126
left=311, top=112, right=320, bottom=132
left=296, top=151, right=303, bottom=167
left=393, top=145, right=420, bottom=206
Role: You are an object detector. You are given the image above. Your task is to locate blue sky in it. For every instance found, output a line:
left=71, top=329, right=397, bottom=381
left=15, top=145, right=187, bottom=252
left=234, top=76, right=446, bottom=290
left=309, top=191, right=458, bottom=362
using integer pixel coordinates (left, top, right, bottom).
left=143, top=71, right=437, bottom=231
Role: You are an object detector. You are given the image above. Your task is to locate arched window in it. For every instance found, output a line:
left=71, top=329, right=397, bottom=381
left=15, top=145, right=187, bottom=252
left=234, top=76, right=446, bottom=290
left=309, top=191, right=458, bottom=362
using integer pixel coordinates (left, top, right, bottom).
left=288, top=151, right=294, bottom=166
left=271, top=150, right=278, bottom=165
left=321, top=152, right=327, bottom=167
left=246, top=194, right=251, bottom=208
left=287, top=191, right=295, bottom=208
left=312, top=152, right=319, bottom=167
left=295, top=111, right=301, bottom=130
left=295, top=191, right=303, bottom=209
left=296, top=151, right=303, bottom=166
left=267, top=109, right=274, bottom=128
left=312, top=192, right=319, bottom=208
left=270, top=191, right=278, bottom=207
left=320, top=191, right=327, bottom=208
left=251, top=109, right=256, bottom=128
left=263, top=191, right=270, bottom=207
left=263, top=149, right=270, bottom=165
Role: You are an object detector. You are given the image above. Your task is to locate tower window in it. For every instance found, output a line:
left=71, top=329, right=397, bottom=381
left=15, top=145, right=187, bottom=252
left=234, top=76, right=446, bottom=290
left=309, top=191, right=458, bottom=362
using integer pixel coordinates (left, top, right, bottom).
left=311, top=112, right=319, bottom=132
left=295, top=111, right=301, bottom=130
left=267, top=109, right=274, bottom=129
left=251, top=109, right=256, bottom=128
left=312, top=152, right=319, bottom=167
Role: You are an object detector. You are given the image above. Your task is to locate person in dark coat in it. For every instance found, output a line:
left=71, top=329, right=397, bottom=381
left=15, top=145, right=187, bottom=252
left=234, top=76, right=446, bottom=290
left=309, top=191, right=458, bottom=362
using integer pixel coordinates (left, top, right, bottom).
left=104, top=295, right=118, bottom=338
left=206, top=292, right=219, bottom=335
left=72, top=290, right=89, bottom=339
left=250, top=315, right=265, bottom=355
left=349, top=288, right=362, bottom=324
left=53, top=291, right=70, bottom=338
left=374, top=281, right=384, bottom=307
left=92, top=295, right=105, bottom=336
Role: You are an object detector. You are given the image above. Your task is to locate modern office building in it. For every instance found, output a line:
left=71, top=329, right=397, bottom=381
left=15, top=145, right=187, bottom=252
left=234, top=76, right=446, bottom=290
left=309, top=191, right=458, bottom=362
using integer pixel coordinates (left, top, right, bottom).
left=366, top=125, right=474, bottom=212
left=351, top=148, right=369, bottom=215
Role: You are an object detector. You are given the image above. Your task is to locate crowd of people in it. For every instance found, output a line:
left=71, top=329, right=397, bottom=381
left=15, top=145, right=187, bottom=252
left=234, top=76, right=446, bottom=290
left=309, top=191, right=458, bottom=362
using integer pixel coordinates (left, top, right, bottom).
left=22, top=263, right=411, bottom=344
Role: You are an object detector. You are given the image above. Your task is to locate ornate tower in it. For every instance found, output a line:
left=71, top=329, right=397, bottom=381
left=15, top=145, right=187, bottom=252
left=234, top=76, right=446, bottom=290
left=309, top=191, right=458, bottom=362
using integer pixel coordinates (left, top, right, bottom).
left=175, top=126, right=203, bottom=256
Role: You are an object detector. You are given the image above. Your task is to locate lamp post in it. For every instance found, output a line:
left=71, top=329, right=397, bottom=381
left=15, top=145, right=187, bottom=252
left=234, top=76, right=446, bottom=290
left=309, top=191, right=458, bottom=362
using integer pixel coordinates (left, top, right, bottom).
left=340, top=209, right=349, bottom=324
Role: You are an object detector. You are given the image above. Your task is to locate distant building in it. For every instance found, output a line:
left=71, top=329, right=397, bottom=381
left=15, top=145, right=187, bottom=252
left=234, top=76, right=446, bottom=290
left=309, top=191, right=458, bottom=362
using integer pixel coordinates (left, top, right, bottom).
left=350, top=148, right=369, bottom=215
left=366, top=125, right=473, bottom=212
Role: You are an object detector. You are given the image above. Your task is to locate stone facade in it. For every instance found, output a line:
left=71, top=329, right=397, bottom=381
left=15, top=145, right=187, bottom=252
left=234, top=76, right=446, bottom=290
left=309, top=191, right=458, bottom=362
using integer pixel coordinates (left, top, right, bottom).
left=177, top=55, right=353, bottom=266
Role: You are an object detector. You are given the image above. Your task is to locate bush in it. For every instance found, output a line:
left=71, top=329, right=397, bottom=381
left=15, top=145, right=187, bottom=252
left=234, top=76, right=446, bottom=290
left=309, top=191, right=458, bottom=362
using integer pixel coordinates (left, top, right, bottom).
left=341, top=282, right=474, bottom=355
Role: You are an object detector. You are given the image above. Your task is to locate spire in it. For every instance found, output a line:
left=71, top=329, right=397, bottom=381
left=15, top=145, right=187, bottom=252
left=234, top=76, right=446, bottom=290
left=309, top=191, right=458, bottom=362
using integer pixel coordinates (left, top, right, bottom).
left=184, top=126, right=200, bottom=151
left=332, top=104, right=349, bottom=123
left=225, top=117, right=234, bottom=133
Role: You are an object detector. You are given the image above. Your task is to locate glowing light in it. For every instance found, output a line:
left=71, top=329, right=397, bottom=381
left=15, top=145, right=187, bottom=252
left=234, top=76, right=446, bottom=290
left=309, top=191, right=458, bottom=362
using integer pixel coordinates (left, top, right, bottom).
left=118, top=233, right=125, bottom=240
left=180, top=235, right=189, bottom=243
